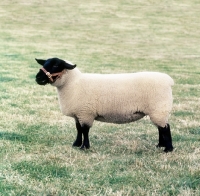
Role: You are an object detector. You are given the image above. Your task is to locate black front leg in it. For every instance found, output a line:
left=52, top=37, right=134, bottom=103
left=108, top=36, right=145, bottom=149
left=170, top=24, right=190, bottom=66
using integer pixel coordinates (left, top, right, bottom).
left=73, top=120, right=90, bottom=150
left=72, top=121, right=83, bottom=147
left=157, top=124, right=173, bottom=153
left=80, top=124, right=90, bottom=150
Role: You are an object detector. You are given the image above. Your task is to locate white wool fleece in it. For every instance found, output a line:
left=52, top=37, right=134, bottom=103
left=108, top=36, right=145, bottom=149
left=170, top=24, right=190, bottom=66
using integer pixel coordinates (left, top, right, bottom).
left=52, top=68, right=174, bottom=128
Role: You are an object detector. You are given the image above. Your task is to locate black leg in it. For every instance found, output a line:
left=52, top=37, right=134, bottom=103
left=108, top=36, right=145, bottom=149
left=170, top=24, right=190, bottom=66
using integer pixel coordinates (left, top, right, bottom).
left=80, top=124, right=90, bottom=150
left=72, top=121, right=83, bottom=147
left=157, top=124, right=173, bottom=153
left=73, top=120, right=90, bottom=150
left=157, top=129, right=166, bottom=148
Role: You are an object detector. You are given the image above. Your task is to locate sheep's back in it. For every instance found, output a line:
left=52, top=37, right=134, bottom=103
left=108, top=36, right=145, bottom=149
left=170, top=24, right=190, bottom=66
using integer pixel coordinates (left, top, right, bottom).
left=80, top=72, right=173, bottom=118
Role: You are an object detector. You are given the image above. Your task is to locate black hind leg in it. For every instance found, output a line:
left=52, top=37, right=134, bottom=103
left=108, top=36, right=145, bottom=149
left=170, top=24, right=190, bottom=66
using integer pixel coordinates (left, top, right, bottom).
left=157, top=128, right=166, bottom=148
left=157, top=124, right=173, bottom=153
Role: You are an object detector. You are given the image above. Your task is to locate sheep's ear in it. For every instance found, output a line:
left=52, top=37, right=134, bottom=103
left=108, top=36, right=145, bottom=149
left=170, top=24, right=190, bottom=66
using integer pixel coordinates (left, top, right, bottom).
left=35, top=58, right=46, bottom=66
left=63, top=60, right=76, bottom=70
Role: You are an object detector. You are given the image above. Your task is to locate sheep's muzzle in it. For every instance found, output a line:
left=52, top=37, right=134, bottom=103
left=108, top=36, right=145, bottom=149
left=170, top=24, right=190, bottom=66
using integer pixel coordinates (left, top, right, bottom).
left=40, top=67, right=63, bottom=83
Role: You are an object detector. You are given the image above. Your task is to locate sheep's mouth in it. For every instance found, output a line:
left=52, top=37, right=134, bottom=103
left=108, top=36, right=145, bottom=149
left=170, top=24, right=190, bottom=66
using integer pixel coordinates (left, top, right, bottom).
left=36, top=76, right=60, bottom=85
left=35, top=77, right=50, bottom=85
left=35, top=71, right=52, bottom=85
left=35, top=67, right=64, bottom=85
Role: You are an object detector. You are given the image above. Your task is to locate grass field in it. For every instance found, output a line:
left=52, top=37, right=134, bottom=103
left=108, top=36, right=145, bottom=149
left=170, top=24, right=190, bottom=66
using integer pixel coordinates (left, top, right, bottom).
left=0, top=0, right=200, bottom=195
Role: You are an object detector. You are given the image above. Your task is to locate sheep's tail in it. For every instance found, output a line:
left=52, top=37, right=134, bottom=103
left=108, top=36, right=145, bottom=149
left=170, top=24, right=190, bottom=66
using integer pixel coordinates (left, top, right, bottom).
left=166, top=74, right=174, bottom=87
left=169, top=77, right=174, bottom=86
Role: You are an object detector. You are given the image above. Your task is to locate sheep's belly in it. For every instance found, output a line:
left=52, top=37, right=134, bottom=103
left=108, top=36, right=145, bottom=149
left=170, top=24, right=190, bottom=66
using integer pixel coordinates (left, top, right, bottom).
left=95, top=112, right=145, bottom=124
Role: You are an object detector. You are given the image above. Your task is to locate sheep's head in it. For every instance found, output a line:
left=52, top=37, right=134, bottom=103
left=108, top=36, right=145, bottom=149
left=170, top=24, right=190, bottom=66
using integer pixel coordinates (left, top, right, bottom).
left=35, top=57, right=76, bottom=85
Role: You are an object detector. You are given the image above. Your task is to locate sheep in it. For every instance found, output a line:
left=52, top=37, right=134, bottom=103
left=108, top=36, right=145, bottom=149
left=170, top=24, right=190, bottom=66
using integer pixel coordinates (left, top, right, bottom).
left=35, top=57, right=174, bottom=152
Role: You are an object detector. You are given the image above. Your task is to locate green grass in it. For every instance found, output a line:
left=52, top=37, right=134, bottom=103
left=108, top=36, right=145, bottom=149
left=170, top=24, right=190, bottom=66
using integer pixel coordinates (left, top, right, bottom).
left=0, top=0, right=200, bottom=195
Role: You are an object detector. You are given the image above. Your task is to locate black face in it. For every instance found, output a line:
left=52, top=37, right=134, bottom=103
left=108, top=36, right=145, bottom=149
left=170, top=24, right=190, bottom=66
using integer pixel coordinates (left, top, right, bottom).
left=35, top=57, right=76, bottom=85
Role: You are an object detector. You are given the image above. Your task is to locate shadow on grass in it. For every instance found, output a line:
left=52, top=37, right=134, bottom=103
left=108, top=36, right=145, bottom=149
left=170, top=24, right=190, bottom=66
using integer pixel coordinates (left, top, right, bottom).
left=0, top=76, right=15, bottom=82
left=0, top=130, right=57, bottom=146
left=0, top=126, right=70, bottom=147
left=12, top=161, right=72, bottom=181
left=0, top=131, right=30, bottom=142
left=188, top=127, right=200, bottom=135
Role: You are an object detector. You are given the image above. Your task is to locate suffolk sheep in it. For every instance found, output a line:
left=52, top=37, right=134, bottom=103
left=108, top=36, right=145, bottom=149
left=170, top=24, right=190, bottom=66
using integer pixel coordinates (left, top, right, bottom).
left=35, top=57, right=174, bottom=152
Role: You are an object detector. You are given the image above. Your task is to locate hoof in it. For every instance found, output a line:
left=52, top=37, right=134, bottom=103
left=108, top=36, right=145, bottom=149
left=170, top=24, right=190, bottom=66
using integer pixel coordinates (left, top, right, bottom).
left=80, top=144, right=90, bottom=150
left=164, top=147, right=174, bottom=153
left=72, top=140, right=82, bottom=147
left=156, top=143, right=166, bottom=148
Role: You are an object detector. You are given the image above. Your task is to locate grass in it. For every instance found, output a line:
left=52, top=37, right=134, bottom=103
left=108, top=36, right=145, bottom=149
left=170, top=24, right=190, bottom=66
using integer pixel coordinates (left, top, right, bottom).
left=0, top=0, right=200, bottom=195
